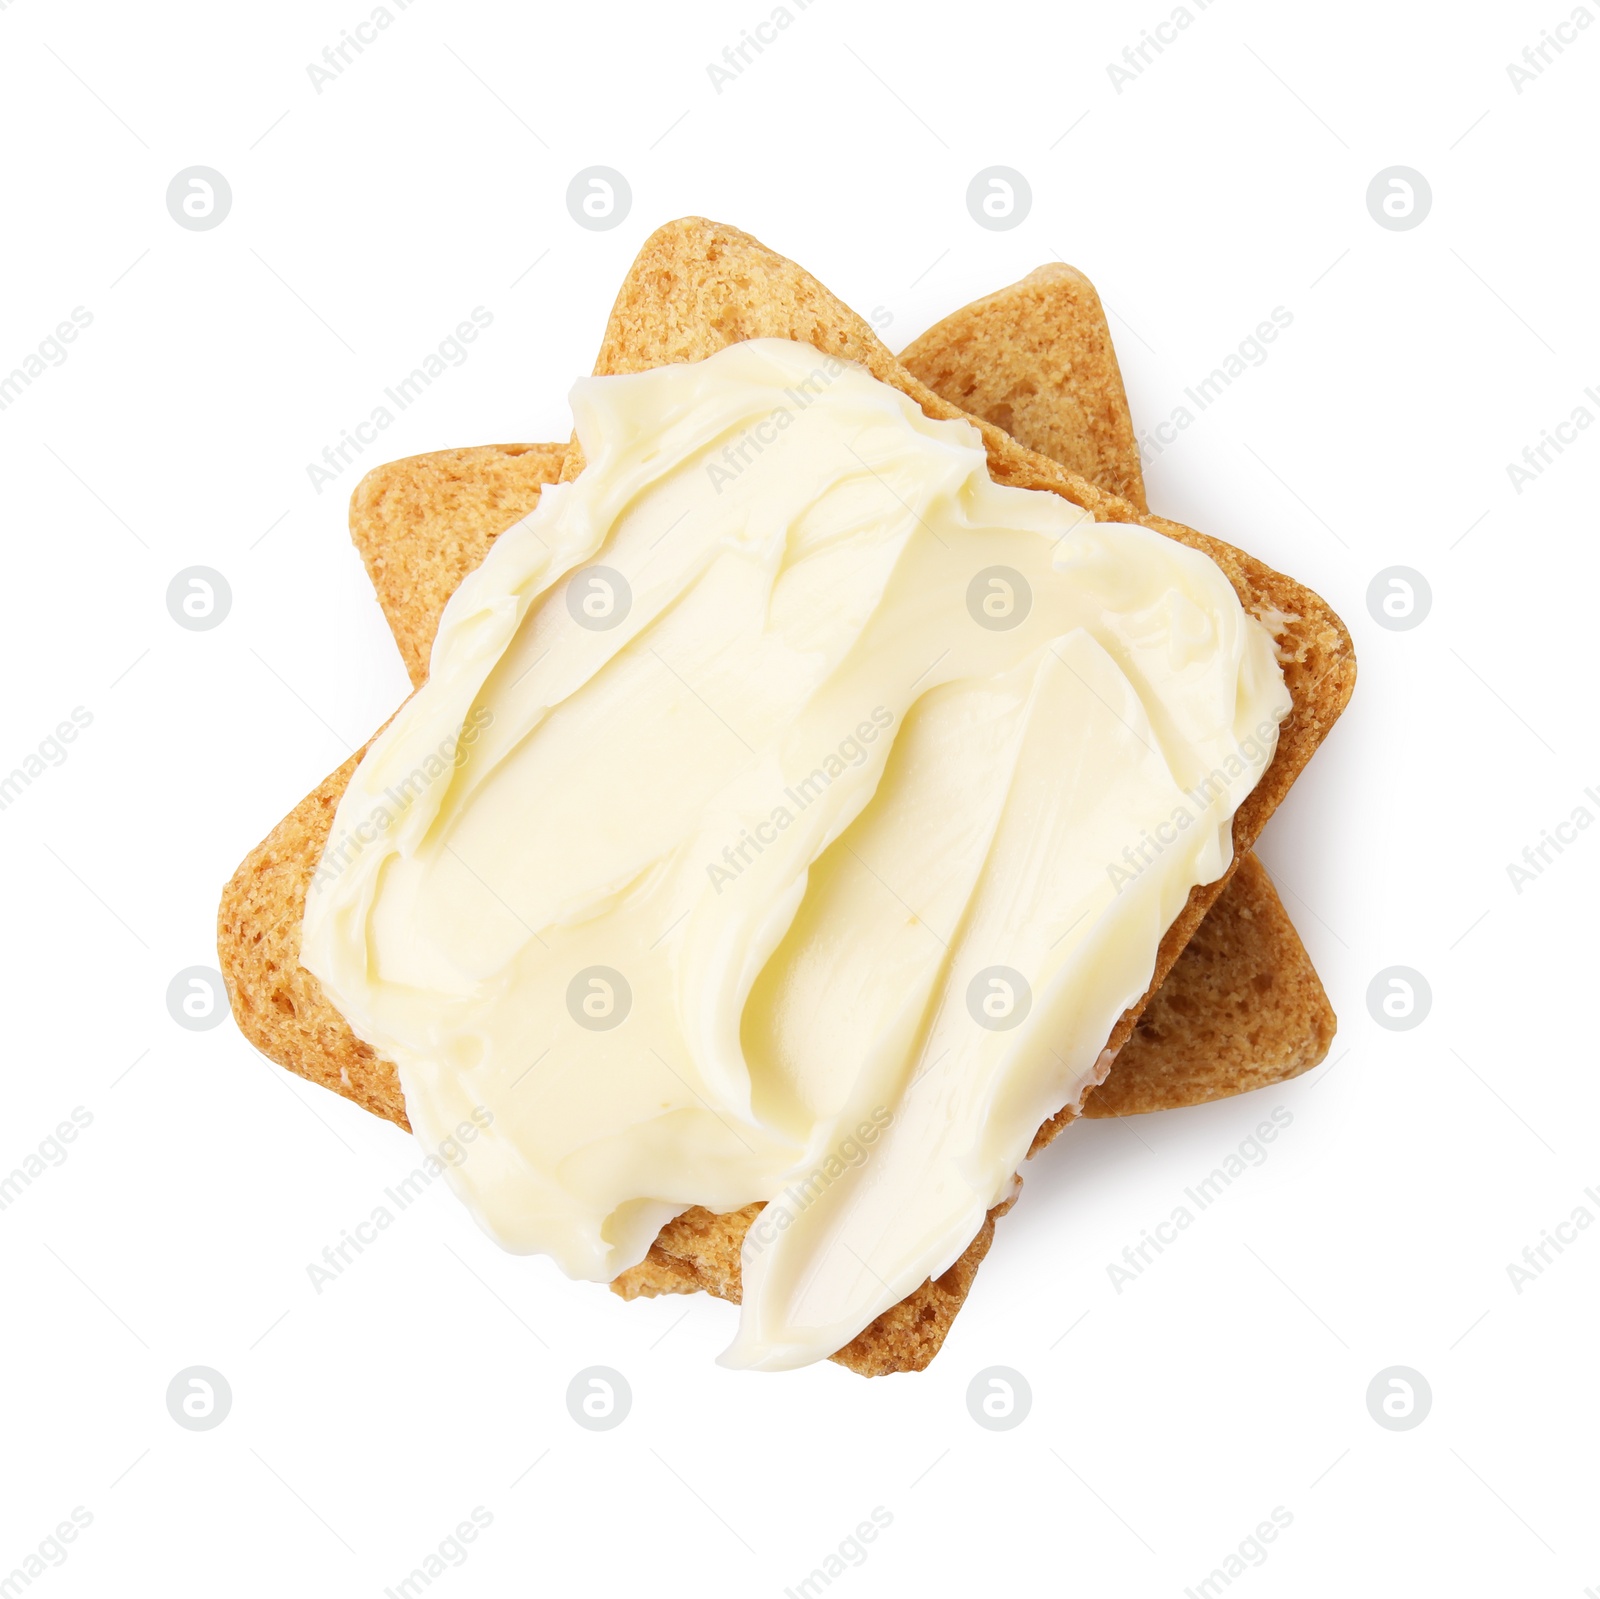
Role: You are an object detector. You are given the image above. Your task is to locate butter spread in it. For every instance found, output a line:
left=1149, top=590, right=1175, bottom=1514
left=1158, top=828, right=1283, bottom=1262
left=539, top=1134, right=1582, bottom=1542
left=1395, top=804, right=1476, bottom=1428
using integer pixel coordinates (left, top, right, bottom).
left=300, top=339, right=1290, bottom=1370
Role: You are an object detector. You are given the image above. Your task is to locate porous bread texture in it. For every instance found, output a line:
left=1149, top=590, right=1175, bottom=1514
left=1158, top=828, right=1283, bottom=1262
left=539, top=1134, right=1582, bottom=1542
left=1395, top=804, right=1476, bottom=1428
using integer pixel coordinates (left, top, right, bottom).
left=899, top=261, right=1148, bottom=511
left=227, top=440, right=569, bottom=1129
left=350, top=443, right=565, bottom=688
left=610, top=1195, right=1017, bottom=1379
left=218, top=219, right=1354, bottom=1374
left=1087, top=852, right=1332, bottom=1115
left=344, top=266, right=1335, bottom=1124
left=899, top=265, right=1334, bottom=1119
left=220, top=742, right=405, bottom=1128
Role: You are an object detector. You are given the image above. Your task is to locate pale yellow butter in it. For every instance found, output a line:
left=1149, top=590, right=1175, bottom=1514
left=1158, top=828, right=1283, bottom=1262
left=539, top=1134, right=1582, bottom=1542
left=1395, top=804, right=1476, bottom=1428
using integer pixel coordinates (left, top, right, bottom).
left=301, top=339, right=1290, bottom=1370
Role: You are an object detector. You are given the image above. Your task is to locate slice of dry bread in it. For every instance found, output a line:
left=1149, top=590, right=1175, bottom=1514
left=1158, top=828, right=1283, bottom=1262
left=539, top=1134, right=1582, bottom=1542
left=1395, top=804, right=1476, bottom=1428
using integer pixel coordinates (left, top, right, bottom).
left=1088, top=850, right=1332, bottom=1115
left=900, top=260, right=1149, bottom=511
left=350, top=443, right=565, bottom=689
left=344, top=265, right=1334, bottom=1120
left=219, top=219, right=1355, bottom=1374
left=899, top=264, right=1334, bottom=1118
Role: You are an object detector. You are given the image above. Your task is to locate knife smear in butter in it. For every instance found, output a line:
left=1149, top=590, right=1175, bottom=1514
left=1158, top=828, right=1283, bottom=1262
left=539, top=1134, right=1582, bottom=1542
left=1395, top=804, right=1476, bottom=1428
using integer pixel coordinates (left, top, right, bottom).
left=301, top=339, right=1290, bottom=1370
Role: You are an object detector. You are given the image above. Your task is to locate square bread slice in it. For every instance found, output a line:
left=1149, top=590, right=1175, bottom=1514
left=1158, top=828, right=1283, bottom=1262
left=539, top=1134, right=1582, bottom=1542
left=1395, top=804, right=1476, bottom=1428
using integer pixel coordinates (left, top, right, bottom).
left=345, top=265, right=1334, bottom=1123
left=898, top=263, right=1334, bottom=1117
left=219, top=219, right=1354, bottom=1374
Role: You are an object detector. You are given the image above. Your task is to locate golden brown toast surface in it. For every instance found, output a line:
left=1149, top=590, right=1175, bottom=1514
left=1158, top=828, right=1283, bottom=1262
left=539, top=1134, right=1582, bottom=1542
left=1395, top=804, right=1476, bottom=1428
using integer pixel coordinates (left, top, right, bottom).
left=345, top=267, right=1335, bottom=1127
left=219, top=219, right=1354, bottom=1374
left=350, top=442, right=565, bottom=688
left=900, top=266, right=1334, bottom=1120
left=900, top=261, right=1148, bottom=512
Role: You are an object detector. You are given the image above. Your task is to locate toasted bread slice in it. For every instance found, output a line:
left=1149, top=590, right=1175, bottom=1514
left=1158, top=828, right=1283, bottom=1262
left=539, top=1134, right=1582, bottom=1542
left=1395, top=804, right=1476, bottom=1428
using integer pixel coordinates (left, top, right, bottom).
left=345, top=266, right=1334, bottom=1121
left=350, top=443, right=565, bottom=689
left=900, top=260, right=1149, bottom=511
left=219, top=220, right=1354, bottom=1373
left=899, top=264, right=1334, bottom=1118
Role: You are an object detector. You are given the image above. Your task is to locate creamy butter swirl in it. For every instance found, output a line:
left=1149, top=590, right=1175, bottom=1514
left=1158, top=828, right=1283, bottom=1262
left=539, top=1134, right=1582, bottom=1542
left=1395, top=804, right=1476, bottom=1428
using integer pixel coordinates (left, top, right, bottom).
left=301, top=339, right=1290, bottom=1370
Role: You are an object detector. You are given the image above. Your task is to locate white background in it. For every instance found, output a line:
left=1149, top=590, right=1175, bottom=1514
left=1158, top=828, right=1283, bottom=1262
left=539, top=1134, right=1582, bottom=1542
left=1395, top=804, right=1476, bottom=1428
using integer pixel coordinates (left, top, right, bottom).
left=2, top=0, right=1596, bottom=1593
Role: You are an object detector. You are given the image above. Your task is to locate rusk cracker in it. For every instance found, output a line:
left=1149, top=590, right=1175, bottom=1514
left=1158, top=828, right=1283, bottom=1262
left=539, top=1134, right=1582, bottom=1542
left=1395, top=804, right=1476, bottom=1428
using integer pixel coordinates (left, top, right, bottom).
left=900, top=266, right=1335, bottom=1117
left=219, top=219, right=1355, bottom=1374
left=900, top=261, right=1149, bottom=512
left=350, top=442, right=565, bottom=688
left=347, top=270, right=1334, bottom=1120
